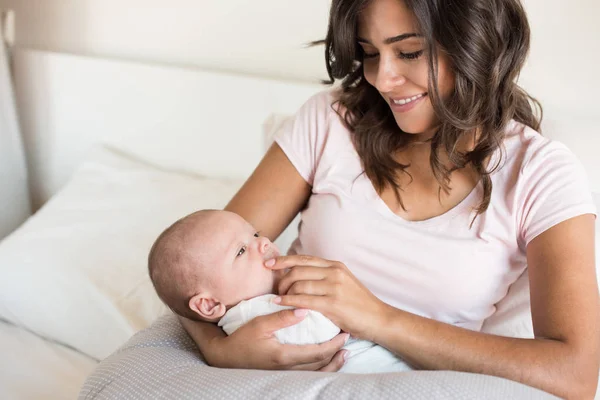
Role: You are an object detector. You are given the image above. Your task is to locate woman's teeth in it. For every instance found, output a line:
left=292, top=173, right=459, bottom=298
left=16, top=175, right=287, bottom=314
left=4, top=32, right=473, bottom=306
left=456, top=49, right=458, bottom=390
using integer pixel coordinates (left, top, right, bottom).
left=392, top=93, right=425, bottom=105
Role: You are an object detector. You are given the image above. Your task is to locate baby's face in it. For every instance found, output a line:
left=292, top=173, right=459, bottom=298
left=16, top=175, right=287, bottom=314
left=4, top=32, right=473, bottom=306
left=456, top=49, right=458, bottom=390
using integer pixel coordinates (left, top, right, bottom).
left=196, top=212, right=282, bottom=307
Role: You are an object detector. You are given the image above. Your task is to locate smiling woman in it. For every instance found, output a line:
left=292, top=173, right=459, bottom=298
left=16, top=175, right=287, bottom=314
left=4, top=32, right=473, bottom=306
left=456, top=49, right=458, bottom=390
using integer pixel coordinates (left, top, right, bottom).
left=358, top=7, right=450, bottom=136
left=358, top=31, right=430, bottom=116
left=178, top=0, right=599, bottom=398
left=322, top=0, right=540, bottom=216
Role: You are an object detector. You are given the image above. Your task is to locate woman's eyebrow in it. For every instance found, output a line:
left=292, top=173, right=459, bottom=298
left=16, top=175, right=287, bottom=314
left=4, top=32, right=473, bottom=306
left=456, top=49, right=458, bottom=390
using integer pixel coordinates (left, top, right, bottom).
left=357, top=33, right=422, bottom=45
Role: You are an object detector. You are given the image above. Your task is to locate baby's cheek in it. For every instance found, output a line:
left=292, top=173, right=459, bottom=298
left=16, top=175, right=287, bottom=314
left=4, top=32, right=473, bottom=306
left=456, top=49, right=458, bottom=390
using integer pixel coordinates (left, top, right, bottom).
left=267, top=270, right=277, bottom=292
left=257, top=269, right=275, bottom=295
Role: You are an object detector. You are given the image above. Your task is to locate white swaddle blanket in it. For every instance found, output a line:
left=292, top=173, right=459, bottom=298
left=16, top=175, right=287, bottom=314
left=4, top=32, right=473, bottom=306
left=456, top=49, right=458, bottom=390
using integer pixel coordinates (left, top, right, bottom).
left=218, top=294, right=412, bottom=373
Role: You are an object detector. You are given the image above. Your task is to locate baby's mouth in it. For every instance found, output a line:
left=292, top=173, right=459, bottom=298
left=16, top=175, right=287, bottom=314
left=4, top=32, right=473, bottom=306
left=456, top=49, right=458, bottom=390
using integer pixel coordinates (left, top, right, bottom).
left=264, top=249, right=281, bottom=263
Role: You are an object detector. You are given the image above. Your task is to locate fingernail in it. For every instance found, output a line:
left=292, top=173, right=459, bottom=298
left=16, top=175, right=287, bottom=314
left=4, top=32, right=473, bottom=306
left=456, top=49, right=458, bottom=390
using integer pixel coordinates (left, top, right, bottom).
left=343, top=333, right=350, bottom=345
left=272, top=296, right=281, bottom=304
left=343, top=350, right=350, bottom=362
left=265, top=259, right=275, bottom=267
left=294, top=309, right=309, bottom=317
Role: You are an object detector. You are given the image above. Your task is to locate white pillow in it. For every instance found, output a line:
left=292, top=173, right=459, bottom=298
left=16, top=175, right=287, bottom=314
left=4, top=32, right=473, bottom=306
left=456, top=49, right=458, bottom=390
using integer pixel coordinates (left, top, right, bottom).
left=0, top=146, right=244, bottom=360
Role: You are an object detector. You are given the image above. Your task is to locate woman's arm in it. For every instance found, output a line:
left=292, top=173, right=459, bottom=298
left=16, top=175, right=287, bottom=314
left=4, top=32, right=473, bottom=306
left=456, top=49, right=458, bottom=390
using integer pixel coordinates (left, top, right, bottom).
left=270, top=214, right=599, bottom=399
left=225, top=143, right=312, bottom=241
left=180, top=143, right=349, bottom=371
left=371, top=214, right=599, bottom=399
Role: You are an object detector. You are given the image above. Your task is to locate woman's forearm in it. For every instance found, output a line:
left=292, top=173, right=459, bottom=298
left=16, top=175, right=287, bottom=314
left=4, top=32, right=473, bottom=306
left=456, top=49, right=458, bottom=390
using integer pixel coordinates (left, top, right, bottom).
left=373, top=304, right=597, bottom=399
left=178, top=316, right=226, bottom=365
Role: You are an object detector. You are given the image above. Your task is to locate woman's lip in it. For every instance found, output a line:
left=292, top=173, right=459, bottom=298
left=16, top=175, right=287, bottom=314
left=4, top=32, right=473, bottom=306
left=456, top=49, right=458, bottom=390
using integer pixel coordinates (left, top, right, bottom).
left=389, top=92, right=427, bottom=102
left=389, top=93, right=428, bottom=113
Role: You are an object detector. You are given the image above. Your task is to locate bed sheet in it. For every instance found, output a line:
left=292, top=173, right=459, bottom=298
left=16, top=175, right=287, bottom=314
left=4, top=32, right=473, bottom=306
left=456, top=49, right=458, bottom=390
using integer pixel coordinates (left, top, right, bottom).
left=0, top=320, right=97, bottom=400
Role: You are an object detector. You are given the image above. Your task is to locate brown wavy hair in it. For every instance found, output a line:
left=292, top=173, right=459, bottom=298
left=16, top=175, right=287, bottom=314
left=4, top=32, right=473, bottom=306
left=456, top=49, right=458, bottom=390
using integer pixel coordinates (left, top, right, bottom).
left=318, top=0, right=542, bottom=217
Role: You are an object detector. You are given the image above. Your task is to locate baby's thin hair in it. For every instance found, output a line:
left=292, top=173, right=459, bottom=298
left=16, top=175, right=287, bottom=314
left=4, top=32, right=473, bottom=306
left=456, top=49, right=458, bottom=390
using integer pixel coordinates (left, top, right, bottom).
left=148, top=210, right=218, bottom=321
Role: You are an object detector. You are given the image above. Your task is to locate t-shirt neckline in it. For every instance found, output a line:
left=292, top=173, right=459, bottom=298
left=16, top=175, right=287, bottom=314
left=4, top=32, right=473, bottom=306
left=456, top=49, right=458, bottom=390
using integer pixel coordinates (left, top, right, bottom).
left=362, top=144, right=502, bottom=228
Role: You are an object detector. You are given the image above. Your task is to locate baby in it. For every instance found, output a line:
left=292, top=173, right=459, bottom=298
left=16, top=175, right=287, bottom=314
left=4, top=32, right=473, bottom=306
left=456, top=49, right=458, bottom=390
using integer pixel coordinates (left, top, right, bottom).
left=148, top=209, right=412, bottom=373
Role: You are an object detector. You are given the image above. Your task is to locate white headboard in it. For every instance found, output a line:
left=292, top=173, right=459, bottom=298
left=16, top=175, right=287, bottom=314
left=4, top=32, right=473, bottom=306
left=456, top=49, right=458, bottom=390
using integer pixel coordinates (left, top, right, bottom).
left=13, top=48, right=325, bottom=208
left=13, top=47, right=600, bottom=210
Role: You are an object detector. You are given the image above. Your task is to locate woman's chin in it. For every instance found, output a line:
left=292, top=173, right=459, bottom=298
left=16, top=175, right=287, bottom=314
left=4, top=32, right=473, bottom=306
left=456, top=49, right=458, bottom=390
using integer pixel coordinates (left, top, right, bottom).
left=399, top=127, right=421, bottom=135
left=394, top=118, right=436, bottom=139
left=396, top=122, right=427, bottom=135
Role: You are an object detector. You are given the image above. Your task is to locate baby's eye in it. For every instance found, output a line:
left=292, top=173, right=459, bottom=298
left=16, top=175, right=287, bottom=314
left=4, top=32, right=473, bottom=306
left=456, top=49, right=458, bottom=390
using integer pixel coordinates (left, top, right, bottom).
left=254, top=232, right=259, bottom=238
left=237, top=246, right=246, bottom=257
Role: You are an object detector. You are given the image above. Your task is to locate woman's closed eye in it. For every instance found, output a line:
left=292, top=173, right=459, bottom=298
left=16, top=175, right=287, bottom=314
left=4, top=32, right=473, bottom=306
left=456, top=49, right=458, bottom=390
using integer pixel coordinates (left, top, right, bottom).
left=399, top=50, right=423, bottom=60
left=361, top=49, right=424, bottom=61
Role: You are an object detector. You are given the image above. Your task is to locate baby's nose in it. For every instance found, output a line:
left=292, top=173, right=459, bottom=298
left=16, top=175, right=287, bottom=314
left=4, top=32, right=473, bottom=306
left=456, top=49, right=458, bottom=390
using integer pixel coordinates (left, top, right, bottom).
left=258, top=237, right=271, bottom=254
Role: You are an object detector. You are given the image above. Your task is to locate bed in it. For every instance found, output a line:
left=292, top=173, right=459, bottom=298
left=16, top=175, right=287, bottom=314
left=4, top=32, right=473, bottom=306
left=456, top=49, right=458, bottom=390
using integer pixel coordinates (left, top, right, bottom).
left=0, top=46, right=598, bottom=399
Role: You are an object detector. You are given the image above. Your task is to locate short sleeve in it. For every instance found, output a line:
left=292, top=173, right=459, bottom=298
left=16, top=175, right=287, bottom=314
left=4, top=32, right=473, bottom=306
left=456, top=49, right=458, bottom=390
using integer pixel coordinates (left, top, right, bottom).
left=273, top=90, right=334, bottom=186
left=518, top=140, right=597, bottom=246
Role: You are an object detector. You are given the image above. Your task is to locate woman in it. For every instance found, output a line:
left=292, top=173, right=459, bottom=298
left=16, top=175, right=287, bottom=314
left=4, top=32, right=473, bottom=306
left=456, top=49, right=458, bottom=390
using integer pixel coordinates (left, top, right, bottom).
left=180, top=0, right=599, bottom=397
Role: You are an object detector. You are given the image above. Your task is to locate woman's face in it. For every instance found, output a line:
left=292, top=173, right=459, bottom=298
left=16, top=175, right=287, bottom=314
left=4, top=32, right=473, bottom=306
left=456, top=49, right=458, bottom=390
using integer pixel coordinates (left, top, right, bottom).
left=358, top=0, right=455, bottom=137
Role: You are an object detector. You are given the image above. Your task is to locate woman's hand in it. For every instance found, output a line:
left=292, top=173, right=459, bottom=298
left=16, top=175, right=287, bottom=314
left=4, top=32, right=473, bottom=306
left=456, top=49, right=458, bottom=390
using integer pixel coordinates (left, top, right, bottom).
left=266, top=255, right=387, bottom=341
left=182, top=309, right=349, bottom=371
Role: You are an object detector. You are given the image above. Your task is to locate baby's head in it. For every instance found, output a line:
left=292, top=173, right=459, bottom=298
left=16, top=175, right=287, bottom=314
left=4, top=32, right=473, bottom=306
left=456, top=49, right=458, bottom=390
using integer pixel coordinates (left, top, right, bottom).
left=148, top=210, right=282, bottom=322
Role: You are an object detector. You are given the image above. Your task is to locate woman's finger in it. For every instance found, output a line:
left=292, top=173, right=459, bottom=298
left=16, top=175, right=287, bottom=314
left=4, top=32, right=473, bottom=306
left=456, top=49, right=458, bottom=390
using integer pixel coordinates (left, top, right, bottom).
left=288, top=349, right=346, bottom=371
left=277, top=332, right=349, bottom=367
left=285, top=279, right=331, bottom=297
left=318, top=350, right=348, bottom=372
left=250, top=309, right=310, bottom=337
left=265, top=254, right=333, bottom=270
left=272, top=294, right=327, bottom=311
left=287, top=358, right=333, bottom=371
left=277, top=266, right=329, bottom=295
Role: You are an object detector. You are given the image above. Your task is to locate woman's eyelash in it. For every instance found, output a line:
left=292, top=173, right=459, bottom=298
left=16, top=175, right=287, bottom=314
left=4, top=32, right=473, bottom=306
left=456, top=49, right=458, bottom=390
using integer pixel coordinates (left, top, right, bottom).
left=401, top=50, right=423, bottom=60
left=362, top=50, right=424, bottom=61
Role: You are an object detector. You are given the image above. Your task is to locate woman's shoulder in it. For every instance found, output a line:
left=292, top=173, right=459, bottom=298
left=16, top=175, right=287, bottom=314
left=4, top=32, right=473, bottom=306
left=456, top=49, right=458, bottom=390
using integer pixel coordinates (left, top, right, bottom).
left=494, top=120, right=592, bottom=206
left=299, top=87, right=341, bottom=116
left=283, top=87, right=354, bottom=148
left=271, top=88, right=352, bottom=186
left=497, top=121, right=596, bottom=247
left=498, top=120, right=581, bottom=175
left=490, top=119, right=591, bottom=208
left=284, top=87, right=348, bottom=138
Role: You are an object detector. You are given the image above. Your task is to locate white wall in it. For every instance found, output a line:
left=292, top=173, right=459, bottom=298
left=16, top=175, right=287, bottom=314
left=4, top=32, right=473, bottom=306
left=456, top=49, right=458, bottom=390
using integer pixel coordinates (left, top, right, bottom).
left=519, top=0, right=599, bottom=120
left=0, top=0, right=598, bottom=186
left=0, top=0, right=330, bottom=83
left=0, top=0, right=597, bottom=111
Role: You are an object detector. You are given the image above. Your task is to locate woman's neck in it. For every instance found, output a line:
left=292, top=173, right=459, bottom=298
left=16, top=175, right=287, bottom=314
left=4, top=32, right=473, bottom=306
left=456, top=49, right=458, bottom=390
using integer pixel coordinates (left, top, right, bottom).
left=394, top=127, right=481, bottom=189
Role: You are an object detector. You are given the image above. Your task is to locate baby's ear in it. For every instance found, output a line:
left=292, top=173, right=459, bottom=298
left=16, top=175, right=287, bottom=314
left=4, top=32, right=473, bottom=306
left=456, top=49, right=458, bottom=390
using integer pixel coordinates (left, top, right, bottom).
left=188, top=293, right=226, bottom=322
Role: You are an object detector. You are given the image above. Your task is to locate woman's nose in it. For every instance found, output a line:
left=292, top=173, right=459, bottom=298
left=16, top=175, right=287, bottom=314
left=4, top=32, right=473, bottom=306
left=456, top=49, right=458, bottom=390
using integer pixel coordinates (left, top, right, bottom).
left=375, top=56, right=407, bottom=93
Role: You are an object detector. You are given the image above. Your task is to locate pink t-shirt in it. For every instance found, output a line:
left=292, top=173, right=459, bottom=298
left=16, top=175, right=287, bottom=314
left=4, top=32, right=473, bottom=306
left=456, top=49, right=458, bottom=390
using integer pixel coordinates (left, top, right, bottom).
left=274, top=90, right=597, bottom=331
